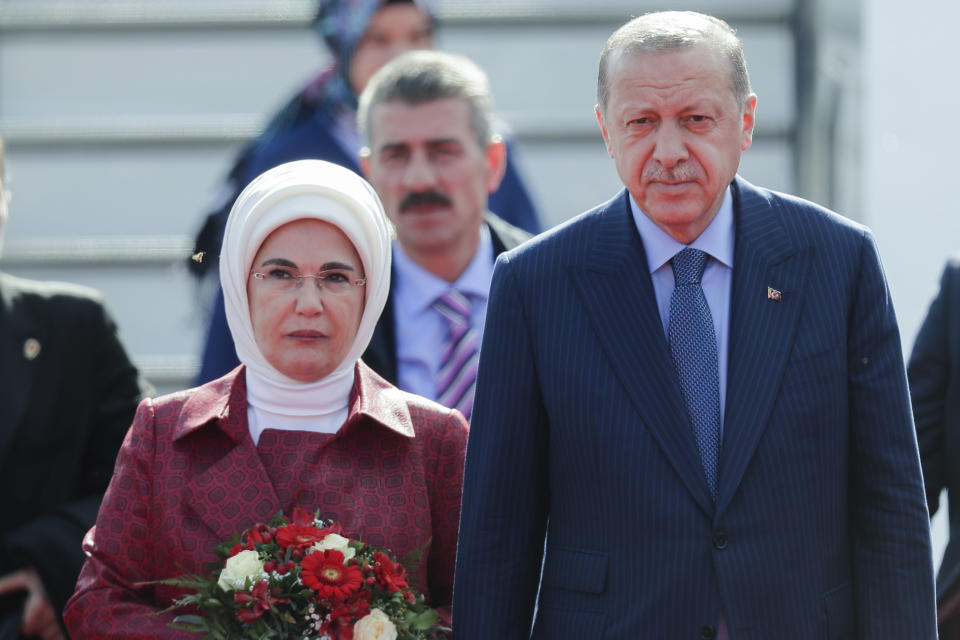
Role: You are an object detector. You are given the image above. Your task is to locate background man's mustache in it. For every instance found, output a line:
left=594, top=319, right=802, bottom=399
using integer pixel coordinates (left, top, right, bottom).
left=400, top=191, right=452, bottom=211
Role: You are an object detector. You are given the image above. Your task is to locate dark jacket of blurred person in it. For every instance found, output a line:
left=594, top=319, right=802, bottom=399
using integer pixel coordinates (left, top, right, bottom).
left=191, top=0, right=541, bottom=385
left=0, top=140, right=149, bottom=639
left=909, top=255, right=960, bottom=636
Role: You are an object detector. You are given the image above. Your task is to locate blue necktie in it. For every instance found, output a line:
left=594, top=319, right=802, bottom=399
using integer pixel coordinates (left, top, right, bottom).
left=668, top=248, right=721, bottom=500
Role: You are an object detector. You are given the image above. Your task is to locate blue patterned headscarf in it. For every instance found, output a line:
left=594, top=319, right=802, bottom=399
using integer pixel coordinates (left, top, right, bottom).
left=310, top=0, right=436, bottom=108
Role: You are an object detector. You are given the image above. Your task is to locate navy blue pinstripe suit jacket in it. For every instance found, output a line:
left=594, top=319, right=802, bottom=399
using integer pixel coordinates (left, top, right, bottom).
left=453, top=177, right=936, bottom=639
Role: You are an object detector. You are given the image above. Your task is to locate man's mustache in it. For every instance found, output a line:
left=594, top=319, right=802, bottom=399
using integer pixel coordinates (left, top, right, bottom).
left=643, top=166, right=700, bottom=182
left=400, top=190, right=452, bottom=212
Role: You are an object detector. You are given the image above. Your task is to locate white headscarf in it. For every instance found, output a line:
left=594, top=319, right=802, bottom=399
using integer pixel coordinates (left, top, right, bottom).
left=220, top=160, right=391, bottom=440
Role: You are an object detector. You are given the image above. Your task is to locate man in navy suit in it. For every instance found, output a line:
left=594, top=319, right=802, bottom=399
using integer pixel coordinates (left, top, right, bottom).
left=453, top=10, right=936, bottom=639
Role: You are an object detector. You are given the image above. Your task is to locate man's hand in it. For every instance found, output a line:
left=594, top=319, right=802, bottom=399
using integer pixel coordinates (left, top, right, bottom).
left=0, top=568, right=65, bottom=640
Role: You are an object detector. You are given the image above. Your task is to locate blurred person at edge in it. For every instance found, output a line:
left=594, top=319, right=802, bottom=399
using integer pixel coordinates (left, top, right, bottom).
left=908, top=255, right=960, bottom=639
left=64, top=160, right=467, bottom=638
left=0, top=138, right=148, bottom=640
left=356, top=50, right=531, bottom=421
left=191, top=0, right=541, bottom=385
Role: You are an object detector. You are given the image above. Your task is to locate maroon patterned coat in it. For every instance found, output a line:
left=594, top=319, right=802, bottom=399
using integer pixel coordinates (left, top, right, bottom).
left=63, top=362, right=467, bottom=638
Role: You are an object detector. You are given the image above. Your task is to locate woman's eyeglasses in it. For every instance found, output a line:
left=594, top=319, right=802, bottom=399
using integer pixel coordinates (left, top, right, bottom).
left=250, top=266, right=366, bottom=295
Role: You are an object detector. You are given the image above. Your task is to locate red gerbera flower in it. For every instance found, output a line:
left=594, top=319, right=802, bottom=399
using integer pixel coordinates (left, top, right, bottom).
left=373, top=551, right=409, bottom=593
left=300, top=550, right=363, bottom=600
left=291, top=507, right=316, bottom=526
left=275, top=524, right=328, bottom=550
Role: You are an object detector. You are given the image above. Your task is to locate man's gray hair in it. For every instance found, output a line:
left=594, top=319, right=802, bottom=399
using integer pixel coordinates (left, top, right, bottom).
left=358, top=50, right=495, bottom=148
left=597, top=11, right=752, bottom=113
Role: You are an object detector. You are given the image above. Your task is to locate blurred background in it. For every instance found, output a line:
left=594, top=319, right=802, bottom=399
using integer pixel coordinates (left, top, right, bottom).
left=0, top=0, right=952, bottom=562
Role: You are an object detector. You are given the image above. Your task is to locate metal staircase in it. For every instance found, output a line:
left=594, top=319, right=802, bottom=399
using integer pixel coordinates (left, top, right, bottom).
left=0, top=0, right=817, bottom=394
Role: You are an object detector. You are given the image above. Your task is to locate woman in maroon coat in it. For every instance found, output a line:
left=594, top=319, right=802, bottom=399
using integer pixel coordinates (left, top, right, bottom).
left=64, top=160, right=467, bottom=638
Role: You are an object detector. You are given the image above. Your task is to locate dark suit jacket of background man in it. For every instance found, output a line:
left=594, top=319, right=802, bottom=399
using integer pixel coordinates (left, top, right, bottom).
left=910, top=257, right=960, bottom=605
left=453, top=176, right=936, bottom=639
left=0, top=273, right=147, bottom=617
left=361, top=212, right=530, bottom=384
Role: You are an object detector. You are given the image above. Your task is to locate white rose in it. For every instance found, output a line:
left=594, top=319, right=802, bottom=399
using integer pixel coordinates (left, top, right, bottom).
left=310, top=533, right=356, bottom=562
left=353, top=609, right=397, bottom=640
left=217, top=549, right=266, bottom=591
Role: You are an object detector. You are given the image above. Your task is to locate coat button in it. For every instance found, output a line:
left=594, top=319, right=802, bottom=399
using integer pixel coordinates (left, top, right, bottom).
left=700, top=624, right=716, bottom=639
left=713, top=531, right=728, bottom=550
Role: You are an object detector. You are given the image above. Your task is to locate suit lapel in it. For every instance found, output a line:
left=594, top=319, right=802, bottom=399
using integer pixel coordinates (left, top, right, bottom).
left=570, top=191, right=713, bottom=514
left=717, top=178, right=809, bottom=513
left=0, top=277, right=43, bottom=462
left=187, top=440, right=284, bottom=541
left=179, top=374, right=284, bottom=541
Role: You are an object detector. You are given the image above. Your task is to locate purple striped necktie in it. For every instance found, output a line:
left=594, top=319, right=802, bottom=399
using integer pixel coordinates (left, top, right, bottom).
left=433, top=289, right=480, bottom=420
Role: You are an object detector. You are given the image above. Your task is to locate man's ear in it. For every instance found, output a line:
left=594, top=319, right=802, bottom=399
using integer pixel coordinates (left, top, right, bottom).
left=596, top=105, right=614, bottom=157
left=485, top=136, right=507, bottom=194
left=359, top=149, right=372, bottom=177
left=740, top=94, right=758, bottom=152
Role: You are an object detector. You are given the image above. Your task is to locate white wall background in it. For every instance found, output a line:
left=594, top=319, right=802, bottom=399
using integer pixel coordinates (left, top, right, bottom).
left=863, top=0, right=958, bottom=572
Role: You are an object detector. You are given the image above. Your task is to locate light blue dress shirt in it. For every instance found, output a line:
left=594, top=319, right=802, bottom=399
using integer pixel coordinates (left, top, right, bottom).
left=391, top=225, right=495, bottom=402
left=630, top=188, right=734, bottom=429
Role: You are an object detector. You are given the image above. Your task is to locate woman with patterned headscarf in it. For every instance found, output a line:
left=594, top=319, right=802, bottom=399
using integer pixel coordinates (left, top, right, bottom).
left=192, top=0, right=541, bottom=384
left=65, top=160, right=467, bottom=637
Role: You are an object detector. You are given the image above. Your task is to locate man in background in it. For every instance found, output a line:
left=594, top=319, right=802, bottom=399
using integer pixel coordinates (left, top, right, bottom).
left=357, top=50, right=530, bottom=419
left=0, top=138, right=148, bottom=639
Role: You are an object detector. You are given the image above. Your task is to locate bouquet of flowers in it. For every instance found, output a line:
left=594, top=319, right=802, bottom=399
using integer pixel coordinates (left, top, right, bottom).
left=153, top=508, right=446, bottom=640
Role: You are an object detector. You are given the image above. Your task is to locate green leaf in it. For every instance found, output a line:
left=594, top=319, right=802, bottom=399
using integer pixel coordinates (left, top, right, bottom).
left=168, top=613, right=212, bottom=634
left=166, top=622, right=208, bottom=633
left=408, top=608, right=439, bottom=631
left=401, top=537, right=431, bottom=574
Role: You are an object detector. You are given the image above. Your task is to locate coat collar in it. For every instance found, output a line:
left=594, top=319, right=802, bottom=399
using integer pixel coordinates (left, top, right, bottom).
left=172, top=361, right=415, bottom=442
left=172, top=367, right=245, bottom=441
left=345, top=360, right=415, bottom=439
left=177, top=361, right=415, bottom=542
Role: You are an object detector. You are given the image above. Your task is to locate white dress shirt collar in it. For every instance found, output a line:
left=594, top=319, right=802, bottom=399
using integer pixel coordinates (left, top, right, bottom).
left=629, top=187, right=735, bottom=270
left=392, top=222, right=494, bottom=307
